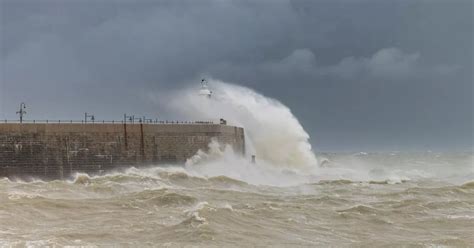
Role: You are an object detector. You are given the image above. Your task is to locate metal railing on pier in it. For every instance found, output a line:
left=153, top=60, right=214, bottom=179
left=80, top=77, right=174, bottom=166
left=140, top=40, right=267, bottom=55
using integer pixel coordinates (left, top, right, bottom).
left=0, top=120, right=216, bottom=125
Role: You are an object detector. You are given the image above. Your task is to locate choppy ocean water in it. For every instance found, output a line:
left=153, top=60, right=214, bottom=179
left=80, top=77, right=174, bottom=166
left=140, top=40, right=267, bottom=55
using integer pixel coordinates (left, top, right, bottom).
left=1, top=152, right=473, bottom=247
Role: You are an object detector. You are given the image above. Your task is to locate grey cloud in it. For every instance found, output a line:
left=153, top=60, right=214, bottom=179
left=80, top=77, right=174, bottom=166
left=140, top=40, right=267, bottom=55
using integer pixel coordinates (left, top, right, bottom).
left=322, top=48, right=448, bottom=80
left=367, top=48, right=420, bottom=78
left=260, top=49, right=317, bottom=78
left=0, top=0, right=472, bottom=151
left=211, top=47, right=459, bottom=81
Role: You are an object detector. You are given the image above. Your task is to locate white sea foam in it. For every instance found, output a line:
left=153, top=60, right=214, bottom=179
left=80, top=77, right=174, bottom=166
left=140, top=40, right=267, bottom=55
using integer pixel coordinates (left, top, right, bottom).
left=147, top=79, right=320, bottom=186
left=164, top=79, right=318, bottom=170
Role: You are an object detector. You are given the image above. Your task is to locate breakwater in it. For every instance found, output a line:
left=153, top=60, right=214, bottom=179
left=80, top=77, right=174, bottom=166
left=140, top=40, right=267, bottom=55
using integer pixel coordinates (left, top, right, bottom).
left=0, top=123, right=245, bottom=179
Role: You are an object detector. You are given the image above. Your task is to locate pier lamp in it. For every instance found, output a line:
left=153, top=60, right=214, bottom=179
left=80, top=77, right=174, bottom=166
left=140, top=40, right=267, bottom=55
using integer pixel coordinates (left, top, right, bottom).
left=124, top=114, right=134, bottom=123
left=84, top=112, right=95, bottom=123
left=16, top=102, right=27, bottom=123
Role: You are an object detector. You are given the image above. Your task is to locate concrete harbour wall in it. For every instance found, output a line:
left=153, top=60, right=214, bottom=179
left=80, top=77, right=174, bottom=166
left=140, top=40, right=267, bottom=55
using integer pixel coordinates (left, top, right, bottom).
left=0, top=123, right=245, bottom=179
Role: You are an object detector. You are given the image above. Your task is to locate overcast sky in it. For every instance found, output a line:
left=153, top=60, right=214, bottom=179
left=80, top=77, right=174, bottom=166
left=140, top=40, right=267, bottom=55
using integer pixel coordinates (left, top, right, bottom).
left=0, top=0, right=472, bottom=151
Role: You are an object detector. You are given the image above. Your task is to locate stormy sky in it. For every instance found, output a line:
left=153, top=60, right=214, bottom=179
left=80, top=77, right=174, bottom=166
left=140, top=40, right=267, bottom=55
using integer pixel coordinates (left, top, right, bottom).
left=0, top=0, right=472, bottom=151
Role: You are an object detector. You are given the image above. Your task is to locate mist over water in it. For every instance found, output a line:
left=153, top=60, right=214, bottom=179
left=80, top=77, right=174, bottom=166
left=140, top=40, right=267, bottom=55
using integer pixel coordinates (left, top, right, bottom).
left=1, top=80, right=473, bottom=246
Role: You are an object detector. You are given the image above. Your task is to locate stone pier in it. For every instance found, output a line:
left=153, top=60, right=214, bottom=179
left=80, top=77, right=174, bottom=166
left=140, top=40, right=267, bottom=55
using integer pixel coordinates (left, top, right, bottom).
left=0, top=123, right=245, bottom=179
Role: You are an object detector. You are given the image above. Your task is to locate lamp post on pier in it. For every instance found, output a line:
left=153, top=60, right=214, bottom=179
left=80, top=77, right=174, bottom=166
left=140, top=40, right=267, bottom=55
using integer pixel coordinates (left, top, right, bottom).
left=16, top=102, right=26, bottom=123
left=84, top=112, right=95, bottom=123
left=124, top=114, right=134, bottom=123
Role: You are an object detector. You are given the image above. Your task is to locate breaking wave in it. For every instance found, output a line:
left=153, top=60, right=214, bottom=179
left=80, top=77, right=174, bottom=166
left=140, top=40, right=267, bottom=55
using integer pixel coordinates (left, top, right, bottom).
left=161, top=79, right=318, bottom=169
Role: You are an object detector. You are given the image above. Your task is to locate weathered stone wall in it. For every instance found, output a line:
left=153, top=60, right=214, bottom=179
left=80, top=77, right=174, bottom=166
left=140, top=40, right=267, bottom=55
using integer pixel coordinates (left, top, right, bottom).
left=0, top=123, right=245, bottom=179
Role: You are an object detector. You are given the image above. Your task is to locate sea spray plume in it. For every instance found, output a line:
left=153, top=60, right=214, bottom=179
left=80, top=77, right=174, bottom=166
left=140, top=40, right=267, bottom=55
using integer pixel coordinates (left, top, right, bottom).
left=166, top=79, right=318, bottom=170
left=185, top=139, right=228, bottom=167
left=184, top=139, right=315, bottom=186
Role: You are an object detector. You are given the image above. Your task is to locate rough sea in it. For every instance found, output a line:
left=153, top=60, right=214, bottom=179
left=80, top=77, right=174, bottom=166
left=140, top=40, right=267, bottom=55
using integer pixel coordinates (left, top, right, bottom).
left=1, top=81, right=473, bottom=247
left=1, top=152, right=473, bottom=247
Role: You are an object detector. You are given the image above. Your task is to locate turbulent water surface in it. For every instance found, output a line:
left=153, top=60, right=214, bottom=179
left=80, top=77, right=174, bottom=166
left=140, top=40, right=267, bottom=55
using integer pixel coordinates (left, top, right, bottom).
left=1, top=152, right=473, bottom=247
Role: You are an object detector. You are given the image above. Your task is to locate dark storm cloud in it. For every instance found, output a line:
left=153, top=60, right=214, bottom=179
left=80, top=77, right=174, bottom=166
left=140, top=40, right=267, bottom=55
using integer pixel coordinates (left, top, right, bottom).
left=211, top=47, right=460, bottom=81
left=0, top=0, right=472, bottom=151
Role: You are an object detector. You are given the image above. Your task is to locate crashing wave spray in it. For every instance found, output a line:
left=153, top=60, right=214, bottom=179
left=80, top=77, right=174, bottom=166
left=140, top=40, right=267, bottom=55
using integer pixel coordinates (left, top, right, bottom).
left=164, top=79, right=318, bottom=171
